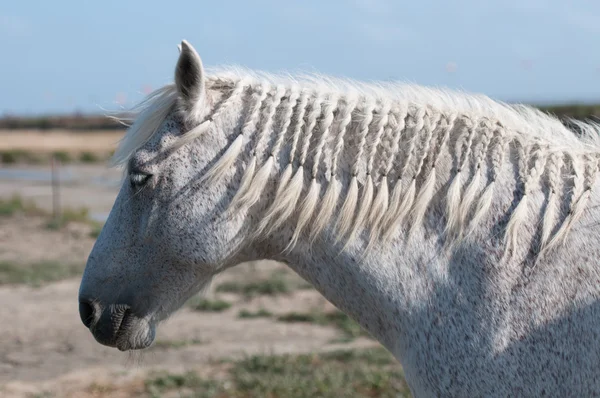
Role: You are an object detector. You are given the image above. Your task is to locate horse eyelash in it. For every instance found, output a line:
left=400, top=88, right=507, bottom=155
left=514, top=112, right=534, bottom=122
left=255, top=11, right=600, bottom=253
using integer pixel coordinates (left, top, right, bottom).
left=130, top=173, right=152, bottom=188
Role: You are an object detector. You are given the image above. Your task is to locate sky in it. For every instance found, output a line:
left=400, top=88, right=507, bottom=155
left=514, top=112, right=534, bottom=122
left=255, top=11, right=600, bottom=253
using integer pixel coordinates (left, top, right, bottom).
left=1, top=0, right=600, bottom=115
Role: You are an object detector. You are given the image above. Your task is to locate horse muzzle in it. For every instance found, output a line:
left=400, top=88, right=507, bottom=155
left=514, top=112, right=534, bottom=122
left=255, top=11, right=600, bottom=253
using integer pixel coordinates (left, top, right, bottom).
left=78, top=298, right=155, bottom=351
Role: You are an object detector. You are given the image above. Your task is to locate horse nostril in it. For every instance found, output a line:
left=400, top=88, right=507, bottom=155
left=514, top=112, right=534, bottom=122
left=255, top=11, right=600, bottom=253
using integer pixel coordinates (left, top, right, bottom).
left=79, top=300, right=95, bottom=328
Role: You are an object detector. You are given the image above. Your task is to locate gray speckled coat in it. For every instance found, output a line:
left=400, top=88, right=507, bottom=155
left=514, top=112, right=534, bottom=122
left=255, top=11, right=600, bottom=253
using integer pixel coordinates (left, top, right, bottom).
left=79, top=41, right=600, bottom=397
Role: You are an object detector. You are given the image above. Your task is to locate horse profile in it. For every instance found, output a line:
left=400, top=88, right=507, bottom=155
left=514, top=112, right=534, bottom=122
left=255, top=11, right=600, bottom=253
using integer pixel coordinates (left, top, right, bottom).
left=79, top=40, right=600, bottom=396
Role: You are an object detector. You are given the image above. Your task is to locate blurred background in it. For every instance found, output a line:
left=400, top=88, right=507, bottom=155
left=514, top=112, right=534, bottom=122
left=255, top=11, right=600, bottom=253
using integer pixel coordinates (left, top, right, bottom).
left=1, top=1, right=599, bottom=397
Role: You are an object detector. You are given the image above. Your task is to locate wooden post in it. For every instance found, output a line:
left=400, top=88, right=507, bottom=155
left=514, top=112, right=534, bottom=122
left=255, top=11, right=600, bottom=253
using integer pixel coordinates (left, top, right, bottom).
left=51, top=155, right=61, bottom=222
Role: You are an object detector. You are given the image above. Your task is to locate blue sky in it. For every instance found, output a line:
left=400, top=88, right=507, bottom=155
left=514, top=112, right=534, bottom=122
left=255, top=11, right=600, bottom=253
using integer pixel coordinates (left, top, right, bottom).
left=2, top=0, right=600, bottom=115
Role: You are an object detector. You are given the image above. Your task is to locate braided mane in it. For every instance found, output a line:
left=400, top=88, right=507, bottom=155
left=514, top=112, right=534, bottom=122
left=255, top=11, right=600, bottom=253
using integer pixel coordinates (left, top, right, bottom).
left=113, top=67, right=600, bottom=259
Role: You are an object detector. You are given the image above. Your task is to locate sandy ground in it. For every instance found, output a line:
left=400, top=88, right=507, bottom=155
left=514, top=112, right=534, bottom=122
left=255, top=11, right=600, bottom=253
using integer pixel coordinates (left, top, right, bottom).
left=0, top=129, right=124, bottom=153
left=0, top=162, right=378, bottom=397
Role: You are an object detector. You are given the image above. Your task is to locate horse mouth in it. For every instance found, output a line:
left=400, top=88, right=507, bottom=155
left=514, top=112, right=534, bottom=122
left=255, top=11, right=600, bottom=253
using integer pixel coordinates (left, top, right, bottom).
left=89, top=305, right=155, bottom=351
left=114, top=309, right=134, bottom=351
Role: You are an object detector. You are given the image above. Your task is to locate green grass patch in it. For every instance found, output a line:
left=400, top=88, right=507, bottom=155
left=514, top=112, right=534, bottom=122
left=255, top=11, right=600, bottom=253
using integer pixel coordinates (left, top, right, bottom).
left=0, top=149, right=44, bottom=164
left=0, top=260, right=83, bottom=286
left=0, top=194, right=100, bottom=233
left=0, top=149, right=107, bottom=165
left=278, top=311, right=369, bottom=340
left=29, top=392, right=54, bottom=398
left=216, top=275, right=291, bottom=297
left=0, top=195, right=43, bottom=217
left=51, top=150, right=72, bottom=163
left=145, top=347, right=410, bottom=397
left=89, top=223, right=103, bottom=238
left=0, top=149, right=21, bottom=164
left=79, top=151, right=100, bottom=163
left=45, top=207, right=93, bottom=230
left=146, top=371, right=206, bottom=397
left=238, top=308, right=273, bottom=319
left=151, top=338, right=205, bottom=349
left=188, top=297, right=232, bottom=312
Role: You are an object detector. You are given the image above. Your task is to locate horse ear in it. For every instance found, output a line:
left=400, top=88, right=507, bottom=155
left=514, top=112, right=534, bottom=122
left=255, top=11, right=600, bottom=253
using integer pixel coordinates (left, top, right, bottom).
left=175, top=40, right=206, bottom=119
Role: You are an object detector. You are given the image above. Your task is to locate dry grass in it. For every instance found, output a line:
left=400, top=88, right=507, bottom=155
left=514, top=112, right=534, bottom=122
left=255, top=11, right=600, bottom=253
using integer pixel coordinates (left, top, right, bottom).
left=144, top=347, right=410, bottom=398
left=0, top=194, right=103, bottom=234
left=277, top=310, right=369, bottom=341
left=0, top=129, right=121, bottom=164
left=187, top=297, right=232, bottom=312
left=0, top=260, right=83, bottom=287
left=215, top=270, right=311, bottom=297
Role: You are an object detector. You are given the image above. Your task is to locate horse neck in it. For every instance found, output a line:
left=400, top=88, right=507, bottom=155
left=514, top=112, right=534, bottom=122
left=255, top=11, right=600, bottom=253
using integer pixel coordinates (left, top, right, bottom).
left=232, top=100, right=487, bottom=348
left=214, top=81, right=600, bottom=370
left=242, top=122, right=528, bottom=359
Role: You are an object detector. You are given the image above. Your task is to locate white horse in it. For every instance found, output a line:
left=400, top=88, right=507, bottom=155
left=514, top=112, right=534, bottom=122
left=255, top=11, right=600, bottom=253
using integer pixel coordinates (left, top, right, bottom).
left=79, top=40, right=600, bottom=397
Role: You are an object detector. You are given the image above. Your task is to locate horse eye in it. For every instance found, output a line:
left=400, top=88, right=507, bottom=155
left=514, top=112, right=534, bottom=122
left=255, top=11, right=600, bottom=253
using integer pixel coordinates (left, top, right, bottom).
left=129, top=173, right=152, bottom=188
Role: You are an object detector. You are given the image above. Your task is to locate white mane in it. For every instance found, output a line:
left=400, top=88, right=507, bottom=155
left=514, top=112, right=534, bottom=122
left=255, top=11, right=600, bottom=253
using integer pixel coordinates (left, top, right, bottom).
left=205, top=67, right=600, bottom=150
left=113, top=67, right=600, bottom=259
